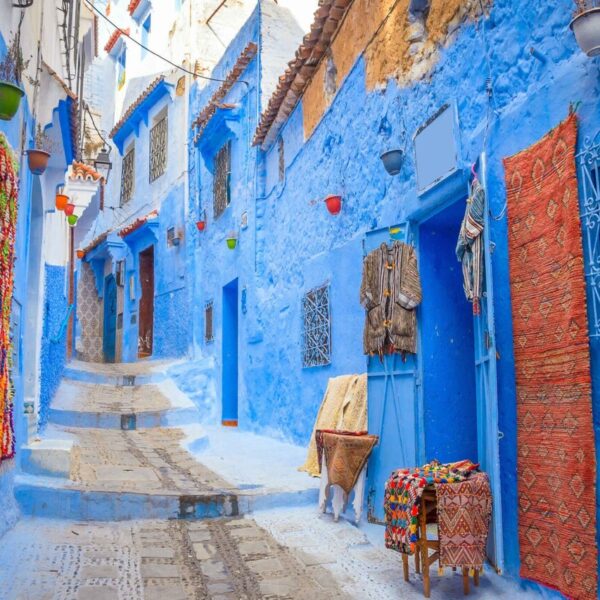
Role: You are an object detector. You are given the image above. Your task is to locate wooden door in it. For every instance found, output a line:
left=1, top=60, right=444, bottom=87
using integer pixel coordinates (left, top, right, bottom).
left=103, top=274, right=117, bottom=363
left=138, top=246, right=154, bottom=358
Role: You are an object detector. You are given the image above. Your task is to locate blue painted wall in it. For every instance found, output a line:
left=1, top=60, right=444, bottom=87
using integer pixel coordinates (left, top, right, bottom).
left=187, top=0, right=600, bottom=592
left=38, top=264, right=68, bottom=430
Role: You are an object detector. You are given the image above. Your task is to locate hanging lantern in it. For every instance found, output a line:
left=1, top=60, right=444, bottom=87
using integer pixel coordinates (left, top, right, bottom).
left=55, top=193, right=69, bottom=211
left=67, top=214, right=78, bottom=227
left=226, top=231, right=238, bottom=250
left=64, top=203, right=75, bottom=216
left=324, top=195, right=342, bottom=215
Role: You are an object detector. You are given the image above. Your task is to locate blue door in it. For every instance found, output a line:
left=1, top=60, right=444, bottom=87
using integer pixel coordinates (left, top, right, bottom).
left=366, top=224, right=421, bottom=523
left=103, top=274, right=117, bottom=363
left=222, top=278, right=238, bottom=426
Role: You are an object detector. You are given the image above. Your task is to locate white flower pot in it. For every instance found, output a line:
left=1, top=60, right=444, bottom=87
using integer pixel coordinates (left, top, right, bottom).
left=570, top=8, right=600, bottom=57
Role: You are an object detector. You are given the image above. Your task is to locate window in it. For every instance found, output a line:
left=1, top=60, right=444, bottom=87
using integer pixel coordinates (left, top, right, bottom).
left=213, top=141, right=231, bottom=219
left=120, top=145, right=135, bottom=205
left=302, top=283, right=331, bottom=368
left=150, top=109, right=168, bottom=182
left=141, top=15, right=151, bottom=59
left=117, top=46, right=127, bottom=90
left=205, top=301, right=214, bottom=343
left=278, top=136, right=285, bottom=182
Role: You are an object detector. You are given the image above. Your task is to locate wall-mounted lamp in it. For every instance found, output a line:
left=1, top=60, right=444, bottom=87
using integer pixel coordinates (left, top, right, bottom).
left=570, top=6, right=600, bottom=57
left=94, top=146, right=112, bottom=183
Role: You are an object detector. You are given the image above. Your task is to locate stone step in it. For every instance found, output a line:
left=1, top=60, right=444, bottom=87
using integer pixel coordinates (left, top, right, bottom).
left=20, top=439, right=73, bottom=478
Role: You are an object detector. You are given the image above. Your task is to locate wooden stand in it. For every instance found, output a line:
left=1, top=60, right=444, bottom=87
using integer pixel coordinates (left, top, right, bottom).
left=401, top=486, right=481, bottom=598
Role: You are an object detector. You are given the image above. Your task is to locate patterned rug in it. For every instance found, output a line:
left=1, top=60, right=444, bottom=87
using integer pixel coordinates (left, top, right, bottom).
left=0, top=133, right=18, bottom=462
left=503, top=113, right=598, bottom=599
left=436, top=472, right=492, bottom=569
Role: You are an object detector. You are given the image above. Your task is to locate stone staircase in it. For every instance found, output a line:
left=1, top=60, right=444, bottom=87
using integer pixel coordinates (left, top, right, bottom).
left=15, top=360, right=240, bottom=521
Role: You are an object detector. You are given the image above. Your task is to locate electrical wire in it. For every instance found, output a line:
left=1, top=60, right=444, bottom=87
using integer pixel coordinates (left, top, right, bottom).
left=83, top=0, right=248, bottom=86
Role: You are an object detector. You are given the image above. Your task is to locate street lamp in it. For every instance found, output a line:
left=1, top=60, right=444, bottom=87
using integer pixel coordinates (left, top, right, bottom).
left=94, top=146, right=112, bottom=183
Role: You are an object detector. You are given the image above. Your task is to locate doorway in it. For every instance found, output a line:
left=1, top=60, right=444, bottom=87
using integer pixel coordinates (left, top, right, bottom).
left=222, top=278, right=238, bottom=426
left=419, top=199, right=478, bottom=462
left=138, top=245, right=154, bottom=358
left=103, top=274, right=117, bottom=363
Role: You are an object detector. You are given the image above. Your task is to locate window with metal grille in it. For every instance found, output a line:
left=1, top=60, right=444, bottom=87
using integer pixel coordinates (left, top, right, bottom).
left=150, top=111, right=167, bottom=182
left=278, top=136, right=285, bottom=182
left=213, top=141, right=231, bottom=219
left=205, top=301, right=214, bottom=343
left=302, top=283, right=331, bottom=368
left=120, top=145, right=135, bottom=206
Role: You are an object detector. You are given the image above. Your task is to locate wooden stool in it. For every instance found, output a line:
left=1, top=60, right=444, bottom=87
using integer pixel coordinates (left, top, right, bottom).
left=401, top=486, right=481, bottom=598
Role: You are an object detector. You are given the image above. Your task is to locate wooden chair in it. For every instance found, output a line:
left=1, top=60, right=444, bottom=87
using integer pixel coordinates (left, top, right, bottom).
left=401, top=486, right=480, bottom=597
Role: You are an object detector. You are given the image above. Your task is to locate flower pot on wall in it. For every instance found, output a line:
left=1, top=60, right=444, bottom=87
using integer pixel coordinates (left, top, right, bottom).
left=570, top=8, right=600, bottom=57
left=226, top=232, right=238, bottom=250
left=55, top=193, right=69, bottom=211
left=67, top=214, right=78, bottom=227
left=324, top=195, right=342, bottom=215
left=76, top=250, right=85, bottom=259
left=0, top=82, right=24, bottom=121
left=380, top=149, right=404, bottom=176
left=26, top=149, right=50, bottom=175
left=196, top=220, right=206, bottom=232
left=64, top=203, right=75, bottom=216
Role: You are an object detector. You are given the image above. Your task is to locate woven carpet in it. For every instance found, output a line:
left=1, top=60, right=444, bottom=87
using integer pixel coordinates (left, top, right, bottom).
left=503, top=113, right=597, bottom=599
left=436, top=472, right=492, bottom=569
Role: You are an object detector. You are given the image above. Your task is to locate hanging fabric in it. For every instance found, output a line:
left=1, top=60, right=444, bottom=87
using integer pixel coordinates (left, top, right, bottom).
left=360, top=241, right=422, bottom=357
left=456, top=179, right=485, bottom=315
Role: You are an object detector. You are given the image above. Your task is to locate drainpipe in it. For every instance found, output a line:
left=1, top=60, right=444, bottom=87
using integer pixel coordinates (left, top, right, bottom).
left=253, top=1, right=263, bottom=274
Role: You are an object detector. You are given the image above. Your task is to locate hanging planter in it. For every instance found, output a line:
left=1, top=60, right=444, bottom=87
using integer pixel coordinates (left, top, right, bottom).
left=76, top=250, right=85, bottom=259
left=570, top=6, right=600, bottom=57
left=26, top=149, right=50, bottom=175
left=64, top=203, right=75, bottom=216
left=0, top=33, right=28, bottom=121
left=0, top=81, right=23, bottom=122
left=55, top=192, right=69, bottom=211
left=196, top=219, right=206, bottom=232
left=226, top=231, right=238, bottom=250
left=67, top=214, right=78, bottom=227
left=380, top=149, right=405, bottom=176
left=324, top=194, right=342, bottom=215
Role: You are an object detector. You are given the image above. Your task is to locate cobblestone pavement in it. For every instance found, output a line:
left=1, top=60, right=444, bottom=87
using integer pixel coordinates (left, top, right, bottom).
left=53, top=381, right=174, bottom=414
left=0, top=517, right=346, bottom=600
left=67, top=427, right=234, bottom=495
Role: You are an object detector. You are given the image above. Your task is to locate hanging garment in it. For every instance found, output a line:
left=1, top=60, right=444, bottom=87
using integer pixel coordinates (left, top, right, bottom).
left=456, top=179, right=485, bottom=315
left=360, top=242, right=422, bottom=356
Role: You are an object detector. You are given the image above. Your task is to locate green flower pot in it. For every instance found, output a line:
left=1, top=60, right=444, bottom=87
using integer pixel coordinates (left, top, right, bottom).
left=67, top=214, right=78, bottom=227
left=226, top=238, right=237, bottom=250
left=0, top=81, right=24, bottom=121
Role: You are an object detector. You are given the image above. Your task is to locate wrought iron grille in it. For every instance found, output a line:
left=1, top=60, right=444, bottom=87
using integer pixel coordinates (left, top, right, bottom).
left=150, top=114, right=168, bottom=182
left=578, top=131, right=600, bottom=337
left=120, top=146, right=135, bottom=206
left=213, top=141, right=231, bottom=219
left=205, top=301, right=214, bottom=343
left=302, top=283, right=331, bottom=368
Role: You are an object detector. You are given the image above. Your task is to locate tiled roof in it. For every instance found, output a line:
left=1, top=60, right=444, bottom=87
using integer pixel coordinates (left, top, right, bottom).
left=81, top=231, right=109, bottom=257
left=252, top=0, right=353, bottom=148
left=104, top=27, right=129, bottom=53
left=69, top=161, right=103, bottom=182
left=191, top=42, right=257, bottom=140
left=109, top=76, right=165, bottom=140
left=127, top=0, right=142, bottom=15
left=118, top=209, right=159, bottom=238
left=42, top=60, right=77, bottom=100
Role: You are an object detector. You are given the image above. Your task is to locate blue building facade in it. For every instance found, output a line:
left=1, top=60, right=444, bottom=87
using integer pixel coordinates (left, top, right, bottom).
left=188, top=0, right=600, bottom=596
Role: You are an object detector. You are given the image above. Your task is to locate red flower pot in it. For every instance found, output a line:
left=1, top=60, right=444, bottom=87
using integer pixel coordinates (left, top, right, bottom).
left=26, top=149, right=50, bottom=175
left=76, top=250, right=85, bottom=259
left=196, top=220, right=206, bottom=232
left=64, top=203, right=75, bottom=216
left=324, top=195, right=342, bottom=215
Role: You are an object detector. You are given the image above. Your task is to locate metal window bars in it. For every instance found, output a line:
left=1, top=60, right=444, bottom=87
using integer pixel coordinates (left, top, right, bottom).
left=150, top=114, right=168, bottom=182
left=120, top=146, right=135, bottom=205
left=213, top=141, right=231, bottom=219
left=302, top=283, right=331, bottom=368
left=578, top=130, right=600, bottom=337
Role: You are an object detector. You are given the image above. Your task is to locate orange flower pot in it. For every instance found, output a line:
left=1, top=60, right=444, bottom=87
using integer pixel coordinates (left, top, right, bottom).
left=55, top=193, right=69, bottom=211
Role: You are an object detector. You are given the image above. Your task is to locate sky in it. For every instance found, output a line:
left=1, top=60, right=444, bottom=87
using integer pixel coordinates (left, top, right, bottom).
left=275, top=0, right=319, bottom=32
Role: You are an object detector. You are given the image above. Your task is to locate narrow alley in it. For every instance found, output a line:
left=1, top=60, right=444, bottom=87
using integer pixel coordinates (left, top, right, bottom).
left=1, top=0, right=599, bottom=599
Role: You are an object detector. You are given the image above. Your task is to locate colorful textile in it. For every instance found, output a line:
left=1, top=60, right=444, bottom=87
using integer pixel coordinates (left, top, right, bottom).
left=384, top=460, right=479, bottom=554
left=456, top=179, right=485, bottom=315
left=436, top=472, right=492, bottom=569
left=315, top=429, right=368, bottom=476
left=360, top=242, right=422, bottom=356
left=503, top=113, right=597, bottom=600
left=319, top=431, right=378, bottom=494
left=0, top=133, right=18, bottom=462
left=299, top=374, right=367, bottom=477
